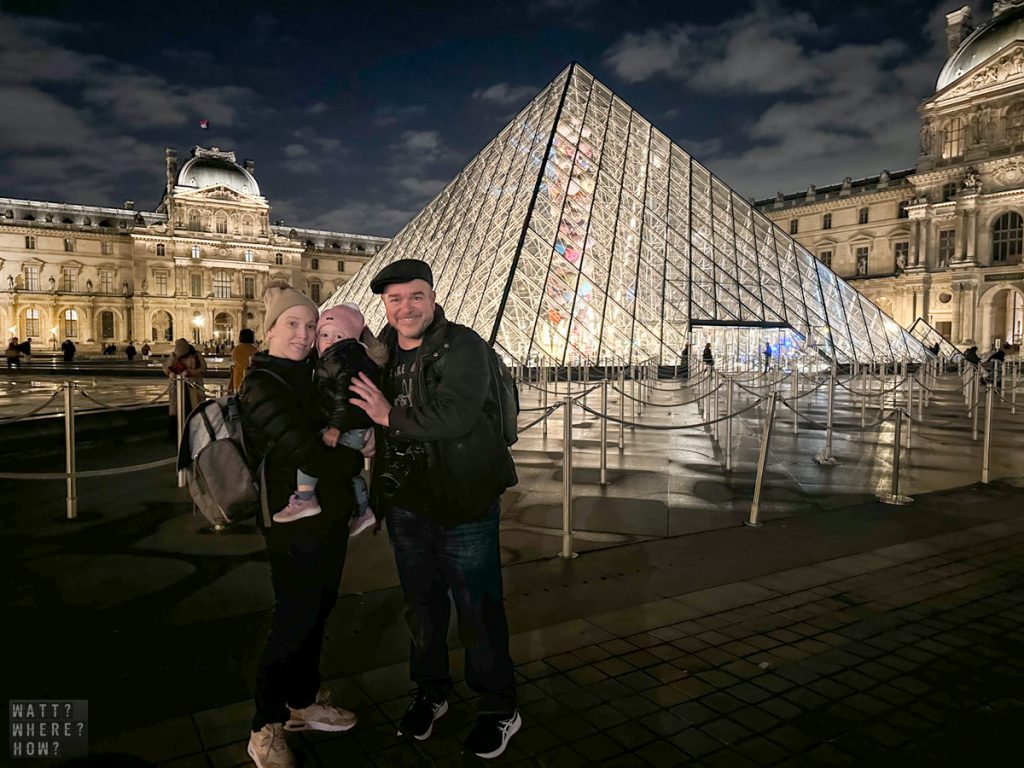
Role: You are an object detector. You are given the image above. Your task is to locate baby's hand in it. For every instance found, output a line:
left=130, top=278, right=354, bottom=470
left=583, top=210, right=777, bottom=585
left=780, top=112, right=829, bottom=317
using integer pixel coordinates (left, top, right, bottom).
left=322, top=427, right=341, bottom=447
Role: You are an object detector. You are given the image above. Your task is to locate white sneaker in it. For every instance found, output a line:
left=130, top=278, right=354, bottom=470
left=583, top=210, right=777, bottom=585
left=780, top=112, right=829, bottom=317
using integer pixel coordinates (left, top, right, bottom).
left=285, top=689, right=357, bottom=732
left=247, top=723, right=295, bottom=768
left=349, top=507, right=376, bottom=537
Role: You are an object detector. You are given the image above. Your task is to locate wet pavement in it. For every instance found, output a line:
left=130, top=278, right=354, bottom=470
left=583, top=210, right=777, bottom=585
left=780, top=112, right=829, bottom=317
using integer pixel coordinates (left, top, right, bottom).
left=3, top=367, right=1023, bottom=766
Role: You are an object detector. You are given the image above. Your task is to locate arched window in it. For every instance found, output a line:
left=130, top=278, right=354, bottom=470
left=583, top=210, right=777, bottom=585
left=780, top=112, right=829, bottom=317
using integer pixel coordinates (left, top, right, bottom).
left=992, top=212, right=1024, bottom=263
left=23, top=308, right=39, bottom=337
left=215, top=213, right=227, bottom=234
left=942, top=118, right=965, bottom=159
left=275, top=253, right=284, bottom=265
left=64, top=309, right=78, bottom=338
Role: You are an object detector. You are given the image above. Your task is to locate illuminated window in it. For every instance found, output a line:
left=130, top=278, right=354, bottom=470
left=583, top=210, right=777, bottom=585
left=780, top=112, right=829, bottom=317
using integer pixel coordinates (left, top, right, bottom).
left=24, top=265, right=39, bottom=291
left=62, top=268, right=77, bottom=292
left=993, top=212, right=1023, bottom=263
left=938, top=228, right=956, bottom=266
left=64, top=308, right=78, bottom=337
left=216, top=214, right=227, bottom=234
left=100, top=270, right=114, bottom=294
left=942, top=118, right=965, bottom=159
left=893, top=241, right=909, bottom=271
left=243, top=250, right=254, bottom=263
left=191, top=245, right=201, bottom=259
left=24, top=308, right=39, bottom=337
left=63, top=238, right=75, bottom=252
left=855, top=246, right=869, bottom=275
left=214, top=271, right=231, bottom=298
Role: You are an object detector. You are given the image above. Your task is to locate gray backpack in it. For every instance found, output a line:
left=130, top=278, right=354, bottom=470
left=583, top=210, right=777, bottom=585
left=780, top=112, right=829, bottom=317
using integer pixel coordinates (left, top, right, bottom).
left=176, top=370, right=283, bottom=526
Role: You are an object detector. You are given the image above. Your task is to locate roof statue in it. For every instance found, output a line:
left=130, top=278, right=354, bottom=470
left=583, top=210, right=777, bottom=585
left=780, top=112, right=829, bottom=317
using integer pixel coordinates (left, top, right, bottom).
left=323, top=63, right=931, bottom=365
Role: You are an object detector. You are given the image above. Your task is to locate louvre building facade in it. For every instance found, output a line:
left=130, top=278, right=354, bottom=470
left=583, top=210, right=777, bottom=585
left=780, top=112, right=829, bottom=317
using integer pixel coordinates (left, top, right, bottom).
left=0, top=146, right=387, bottom=352
left=757, top=1, right=1024, bottom=352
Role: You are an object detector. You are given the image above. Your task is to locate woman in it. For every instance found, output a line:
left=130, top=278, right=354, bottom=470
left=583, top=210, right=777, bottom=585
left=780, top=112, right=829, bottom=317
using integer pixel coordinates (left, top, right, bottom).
left=163, top=338, right=208, bottom=416
left=702, top=342, right=714, bottom=369
left=238, top=281, right=361, bottom=768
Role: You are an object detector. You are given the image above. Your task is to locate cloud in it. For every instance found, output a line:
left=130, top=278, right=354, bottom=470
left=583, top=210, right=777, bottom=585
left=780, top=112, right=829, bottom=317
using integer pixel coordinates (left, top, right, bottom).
left=472, top=82, right=537, bottom=106
left=603, top=0, right=966, bottom=198
left=284, top=143, right=309, bottom=158
left=372, top=103, right=427, bottom=127
left=397, top=177, right=447, bottom=197
left=307, top=200, right=419, bottom=237
left=307, top=101, right=329, bottom=115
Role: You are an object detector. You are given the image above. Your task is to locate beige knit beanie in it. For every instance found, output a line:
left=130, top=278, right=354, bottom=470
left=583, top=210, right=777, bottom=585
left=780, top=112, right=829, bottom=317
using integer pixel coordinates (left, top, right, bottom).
left=263, top=280, right=319, bottom=330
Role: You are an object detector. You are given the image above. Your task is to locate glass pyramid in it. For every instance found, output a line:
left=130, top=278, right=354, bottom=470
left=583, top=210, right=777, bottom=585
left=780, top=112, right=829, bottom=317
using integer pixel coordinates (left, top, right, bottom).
left=909, top=318, right=963, bottom=361
left=323, top=63, right=930, bottom=365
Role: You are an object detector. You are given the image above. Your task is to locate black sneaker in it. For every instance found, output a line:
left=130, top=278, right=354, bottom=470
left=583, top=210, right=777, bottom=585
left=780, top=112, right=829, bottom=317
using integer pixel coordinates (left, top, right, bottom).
left=397, top=692, right=448, bottom=740
left=464, top=710, right=522, bottom=759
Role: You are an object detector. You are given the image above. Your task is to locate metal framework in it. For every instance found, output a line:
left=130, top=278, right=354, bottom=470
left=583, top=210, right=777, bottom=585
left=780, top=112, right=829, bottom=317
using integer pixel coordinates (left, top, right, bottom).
left=324, top=63, right=931, bottom=366
left=909, top=317, right=963, bottom=360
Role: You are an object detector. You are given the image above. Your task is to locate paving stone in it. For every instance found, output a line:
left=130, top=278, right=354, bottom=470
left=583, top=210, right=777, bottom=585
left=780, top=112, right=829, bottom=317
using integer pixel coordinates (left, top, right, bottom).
left=639, top=709, right=689, bottom=737
left=671, top=727, right=723, bottom=757
left=606, top=720, right=659, bottom=750
left=635, top=738, right=688, bottom=768
left=572, top=732, right=623, bottom=763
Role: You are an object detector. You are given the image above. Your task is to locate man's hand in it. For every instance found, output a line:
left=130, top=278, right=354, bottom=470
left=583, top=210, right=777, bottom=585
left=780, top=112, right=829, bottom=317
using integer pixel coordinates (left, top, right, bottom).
left=360, top=427, right=376, bottom=458
left=350, top=372, right=392, bottom=427
left=322, top=427, right=341, bottom=447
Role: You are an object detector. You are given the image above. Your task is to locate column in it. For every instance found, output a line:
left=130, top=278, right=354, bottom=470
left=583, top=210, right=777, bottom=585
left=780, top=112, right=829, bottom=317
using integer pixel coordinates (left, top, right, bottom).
left=951, top=286, right=962, bottom=342
left=912, top=220, right=921, bottom=266
left=966, top=209, right=977, bottom=263
left=920, top=221, right=930, bottom=269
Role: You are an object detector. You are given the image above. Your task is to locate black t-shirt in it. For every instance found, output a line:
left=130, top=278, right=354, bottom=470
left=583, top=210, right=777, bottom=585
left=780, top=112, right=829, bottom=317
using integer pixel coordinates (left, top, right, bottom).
left=384, top=345, right=434, bottom=512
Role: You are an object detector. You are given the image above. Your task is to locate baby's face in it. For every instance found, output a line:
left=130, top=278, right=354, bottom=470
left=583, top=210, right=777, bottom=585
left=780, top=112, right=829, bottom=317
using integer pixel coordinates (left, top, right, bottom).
left=317, top=329, right=346, bottom=354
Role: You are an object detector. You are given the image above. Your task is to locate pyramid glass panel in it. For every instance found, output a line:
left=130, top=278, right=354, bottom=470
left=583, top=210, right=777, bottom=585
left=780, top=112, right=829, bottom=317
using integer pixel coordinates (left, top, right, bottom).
left=324, top=63, right=930, bottom=365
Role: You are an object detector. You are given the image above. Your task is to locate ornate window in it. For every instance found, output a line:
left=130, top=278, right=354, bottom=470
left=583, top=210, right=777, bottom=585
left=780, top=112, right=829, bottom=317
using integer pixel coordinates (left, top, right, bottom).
left=191, top=245, right=201, bottom=259
left=244, top=275, right=255, bottom=299
left=25, top=236, right=35, bottom=249
left=819, top=250, right=832, bottom=268
left=243, top=250, right=254, bottom=263
left=938, top=228, right=956, bottom=266
left=822, top=213, right=832, bottom=230
left=188, top=210, right=201, bottom=231
left=155, top=271, right=168, bottom=296
left=893, top=241, right=909, bottom=272
left=100, top=270, right=114, bottom=294
left=992, top=212, right=1023, bottom=263
left=63, top=309, right=78, bottom=338
left=62, top=268, right=77, bottom=292
left=1007, top=104, right=1024, bottom=145
left=213, top=271, right=231, bottom=298
left=215, top=214, right=227, bottom=234
left=942, top=118, right=965, bottom=159
left=858, top=207, right=869, bottom=225
left=156, top=243, right=165, bottom=256
left=789, top=218, right=798, bottom=235
left=275, top=253, right=284, bottom=265
left=855, top=246, right=869, bottom=276
left=100, top=310, right=114, bottom=339
left=24, top=308, right=39, bottom=337
left=24, top=265, right=39, bottom=291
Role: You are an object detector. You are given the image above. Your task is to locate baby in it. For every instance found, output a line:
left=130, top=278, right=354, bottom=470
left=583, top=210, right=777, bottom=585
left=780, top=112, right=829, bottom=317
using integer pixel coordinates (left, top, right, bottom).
left=273, top=303, right=387, bottom=535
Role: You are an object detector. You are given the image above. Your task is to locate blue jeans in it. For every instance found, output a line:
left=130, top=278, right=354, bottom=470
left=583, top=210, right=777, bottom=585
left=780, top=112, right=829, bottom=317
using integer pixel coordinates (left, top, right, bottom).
left=386, top=501, right=516, bottom=716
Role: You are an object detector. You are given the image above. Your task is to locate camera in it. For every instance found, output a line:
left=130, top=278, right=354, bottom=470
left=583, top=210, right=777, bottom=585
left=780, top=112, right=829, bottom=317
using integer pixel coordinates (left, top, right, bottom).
left=378, top=442, right=425, bottom=498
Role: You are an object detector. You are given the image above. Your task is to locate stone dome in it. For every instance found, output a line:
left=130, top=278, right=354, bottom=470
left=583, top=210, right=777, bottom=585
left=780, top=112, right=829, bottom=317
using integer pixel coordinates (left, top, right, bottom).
left=177, top=153, right=260, bottom=196
left=937, top=4, right=1024, bottom=91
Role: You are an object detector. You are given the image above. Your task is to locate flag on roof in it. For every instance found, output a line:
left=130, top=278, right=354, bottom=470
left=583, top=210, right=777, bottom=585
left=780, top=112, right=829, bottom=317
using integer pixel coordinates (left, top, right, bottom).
left=199, top=119, right=209, bottom=130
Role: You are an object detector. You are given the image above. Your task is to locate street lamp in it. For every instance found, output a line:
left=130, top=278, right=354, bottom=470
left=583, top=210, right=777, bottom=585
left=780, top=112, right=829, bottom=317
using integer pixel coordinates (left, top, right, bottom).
left=51, top=326, right=59, bottom=351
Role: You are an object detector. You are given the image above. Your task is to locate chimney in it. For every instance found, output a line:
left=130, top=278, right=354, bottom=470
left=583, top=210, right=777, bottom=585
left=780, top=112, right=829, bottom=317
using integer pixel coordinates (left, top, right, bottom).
left=243, top=159, right=255, bottom=173
left=124, top=200, right=135, bottom=210
left=945, top=6, right=973, bottom=56
left=165, top=147, right=178, bottom=192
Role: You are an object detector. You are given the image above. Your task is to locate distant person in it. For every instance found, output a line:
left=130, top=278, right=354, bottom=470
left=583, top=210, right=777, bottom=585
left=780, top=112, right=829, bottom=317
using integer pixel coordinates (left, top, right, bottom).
left=931, top=341, right=941, bottom=355
left=987, top=344, right=1008, bottom=390
left=763, top=342, right=771, bottom=372
left=228, top=328, right=258, bottom=394
left=163, top=338, right=207, bottom=425
left=964, top=345, right=981, bottom=366
left=702, top=342, right=714, bottom=369
left=5, top=337, right=21, bottom=369
left=140, top=342, right=151, bottom=360
left=17, top=337, right=31, bottom=365
left=61, top=338, right=76, bottom=362
left=125, top=342, right=137, bottom=361
left=680, top=343, right=689, bottom=380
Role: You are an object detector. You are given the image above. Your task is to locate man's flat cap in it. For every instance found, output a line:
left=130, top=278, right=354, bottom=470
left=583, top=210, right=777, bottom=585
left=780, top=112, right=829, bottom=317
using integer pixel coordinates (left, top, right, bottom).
left=370, top=258, right=434, bottom=294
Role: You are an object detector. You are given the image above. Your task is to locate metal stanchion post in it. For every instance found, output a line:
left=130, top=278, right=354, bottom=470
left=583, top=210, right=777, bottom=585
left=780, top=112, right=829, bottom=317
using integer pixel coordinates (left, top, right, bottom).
left=746, top=391, right=777, bottom=528
left=712, top=369, right=720, bottom=439
left=618, top=367, right=625, bottom=449
left=860, top=364, right=867, bottom=427
left=599, top=380, right=608, bottom=485
left=982, top=383, right=994, bottom=484
left=561, top=398, right=577, bottom=559
left=630, top=371, right=636, bottom=428
left=906, top=374, right=914, bottom=450
left=1013, top=362, right=1018, bottom=415
left=877, top=409, right=912, bottom=505
left=791, top=368, right=798, bottom=435
left=824, top=359, right=836, bottom=461
left=63, top=382, right=78, bottom=520
left=972, top=368, right=980, bottom=441
left=542, top=367, right=549, bottom=438
left=725, top=376, right=734, bottom=471
left=176, top=375, right=187, bottom=487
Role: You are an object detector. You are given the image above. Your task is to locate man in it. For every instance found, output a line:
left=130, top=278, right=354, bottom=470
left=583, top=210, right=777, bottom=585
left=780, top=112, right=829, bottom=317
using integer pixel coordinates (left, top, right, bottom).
left=349, top=258, right=520, bottom=760
left=61, top=338, right=76, bottom=362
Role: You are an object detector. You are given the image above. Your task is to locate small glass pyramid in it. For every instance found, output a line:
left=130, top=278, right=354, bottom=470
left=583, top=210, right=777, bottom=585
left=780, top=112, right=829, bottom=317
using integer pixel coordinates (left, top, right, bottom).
left=323, top=63, right=930, bottom=365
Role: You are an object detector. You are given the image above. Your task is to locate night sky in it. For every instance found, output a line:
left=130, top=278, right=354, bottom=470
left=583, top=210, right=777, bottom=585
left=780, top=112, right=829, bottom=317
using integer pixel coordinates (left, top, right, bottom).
left=0, top=0, right=984, bottom=237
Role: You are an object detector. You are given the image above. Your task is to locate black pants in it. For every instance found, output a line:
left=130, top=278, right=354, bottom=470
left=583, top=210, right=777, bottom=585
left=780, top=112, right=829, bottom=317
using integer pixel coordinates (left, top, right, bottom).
left=252, top=515, right=349, bottom=730
left=386, top=500, right=516, bottom=716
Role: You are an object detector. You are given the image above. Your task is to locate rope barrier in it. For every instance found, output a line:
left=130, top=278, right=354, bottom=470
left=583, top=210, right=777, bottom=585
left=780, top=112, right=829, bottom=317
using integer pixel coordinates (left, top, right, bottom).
left=610, top=381, right=722, bottom=407
left=77, top=381, right=173, bottom=409
left=0, top=455, right=177, bottom=480
left=0, top=388, right=65, bottom=423
left=518, top=404, right=563, bottom=432
left=574, top=394, right=766, bottom=431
